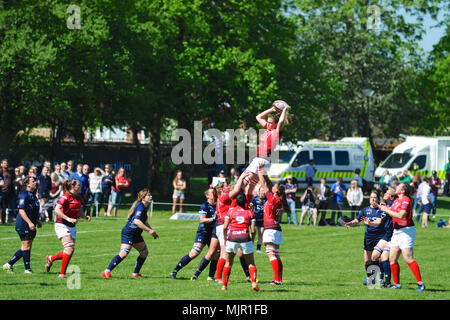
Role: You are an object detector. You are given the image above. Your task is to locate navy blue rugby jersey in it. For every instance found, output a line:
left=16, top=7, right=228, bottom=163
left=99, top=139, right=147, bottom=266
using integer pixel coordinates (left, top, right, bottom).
left=197, top=201, right=216, bottom=233
left=123, top=202, right=148, bottom=232
left=356, top=206, right=386, bottom=235
left=16, top=190, right=40, bottom=229
left=251, top=196, right=266, bottom=221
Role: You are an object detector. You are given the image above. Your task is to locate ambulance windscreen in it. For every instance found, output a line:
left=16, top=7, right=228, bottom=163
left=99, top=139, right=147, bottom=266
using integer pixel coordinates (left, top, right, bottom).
left=381, top=153, right=412, bottom=169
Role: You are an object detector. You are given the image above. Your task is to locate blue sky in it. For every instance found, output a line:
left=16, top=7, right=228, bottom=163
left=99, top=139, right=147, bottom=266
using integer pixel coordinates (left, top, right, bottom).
left=403, top=8, right=448, bottom=52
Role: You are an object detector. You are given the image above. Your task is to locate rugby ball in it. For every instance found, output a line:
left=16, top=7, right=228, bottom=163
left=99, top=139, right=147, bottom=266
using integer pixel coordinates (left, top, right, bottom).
left=272, top=100, right=289, bottom=112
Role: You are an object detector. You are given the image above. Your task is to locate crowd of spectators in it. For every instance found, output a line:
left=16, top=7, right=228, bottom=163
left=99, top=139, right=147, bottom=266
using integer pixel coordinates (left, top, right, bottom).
left=0, top=158, right=131, bottom=223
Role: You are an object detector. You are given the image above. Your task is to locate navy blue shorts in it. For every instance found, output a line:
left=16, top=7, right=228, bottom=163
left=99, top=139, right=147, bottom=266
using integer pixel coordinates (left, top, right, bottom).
left=195, top=229, right=216, bottom=245
left=121, top=228, right=144, bottom=245
left=382, top=231, right=393, bottom=242
left=364, top=234, right=384, bottom=251
left=255, top=220, right=264, bottom=228
left=423, top=203, right=432, bottom=214
left=16, top=228, right=36, bottom=241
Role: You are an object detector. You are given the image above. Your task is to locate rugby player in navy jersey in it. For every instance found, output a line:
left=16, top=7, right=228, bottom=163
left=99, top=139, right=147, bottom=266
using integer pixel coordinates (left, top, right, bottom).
left=3, top=177, right=41, bottom=274
left=358, top=189, right=395, bottom=286
left=376, top=187, right=396, bottom=287
left=101, top=189, right=158, bottom=279
left=170, top=188, right=217, bottom=279
left=345, top=192, right=388, bottom=285
left=251, top=186, right=266, bottom=252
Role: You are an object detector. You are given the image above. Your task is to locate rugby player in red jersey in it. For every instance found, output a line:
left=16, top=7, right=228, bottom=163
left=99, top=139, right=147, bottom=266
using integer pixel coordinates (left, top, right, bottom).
left=215, top=172, right=253, bottom=283
left=257, top=162, right=290, bottom=285
left=45, top=179, right=90, bottom=278
left=221, top=193, right=259, bottom=292
left=230, top=104, right=290, bottom=201
left=379, top=183, right=425, bottom=292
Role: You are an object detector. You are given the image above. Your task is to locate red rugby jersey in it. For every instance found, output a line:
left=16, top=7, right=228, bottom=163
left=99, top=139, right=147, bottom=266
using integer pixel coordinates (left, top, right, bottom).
left=56, top=193, right=81, bottom=227
left=390, top=196, right=414, bottom=229
left=225, top=206, right=255, bottom=242
left=216, top=192, right=232, bottom=226
left=256, top=124, right=282, bottom=158
left=263, top=191, right=282, bottom=231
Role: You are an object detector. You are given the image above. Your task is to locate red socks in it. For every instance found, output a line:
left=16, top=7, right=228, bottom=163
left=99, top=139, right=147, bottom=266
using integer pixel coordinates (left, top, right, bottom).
left=390, top=263, right=400, bottom=284
left=50, top=251, right=64, bottom=262
left=278, top=259, right=283, bottom=282
left=391, top=261, right=423, bottom=285
left=215, top=258, right=226, bottom=281
left=249, top=265, right=257, bottom=283
left=270, top=259, right=281, bottom=282
left=222, top=266, right=231, bottom=287
left=408, top=260, right=423, bottom=283
left=60, top=252, right=73, bottom=275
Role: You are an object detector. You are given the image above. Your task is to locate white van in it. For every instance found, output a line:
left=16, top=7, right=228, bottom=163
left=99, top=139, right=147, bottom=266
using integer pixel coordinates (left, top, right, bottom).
left=268, top=137, right=374, bottom=188
left=374, top=136, right=450, bottom=185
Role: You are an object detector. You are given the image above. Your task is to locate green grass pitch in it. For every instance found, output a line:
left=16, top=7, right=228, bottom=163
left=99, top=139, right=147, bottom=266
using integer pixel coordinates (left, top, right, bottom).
left=1, top=199, right=449, bottom=300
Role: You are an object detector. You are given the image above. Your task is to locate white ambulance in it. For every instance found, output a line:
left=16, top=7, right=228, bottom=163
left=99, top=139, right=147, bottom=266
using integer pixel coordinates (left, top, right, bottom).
left=374, top=135, right=450, bottom=185
left=268, top=137, right=375, bottom=188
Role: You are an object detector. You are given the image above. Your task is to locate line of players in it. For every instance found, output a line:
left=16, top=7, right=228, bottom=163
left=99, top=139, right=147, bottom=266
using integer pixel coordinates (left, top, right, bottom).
left=345, top=183, right=425, bottom=291
left=2, top=166, right=287, bottom=292
left=169, top=162, right=289, bottom=291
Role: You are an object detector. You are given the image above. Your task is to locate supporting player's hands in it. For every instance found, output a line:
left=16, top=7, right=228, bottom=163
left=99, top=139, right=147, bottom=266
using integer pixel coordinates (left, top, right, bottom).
left=85, top=216, right=91, bottom=222
left=67, top=217, right=78, bottom=225
left=149, top=229, right=159, bottom=239
left=28, top=222, right=36, bottom=231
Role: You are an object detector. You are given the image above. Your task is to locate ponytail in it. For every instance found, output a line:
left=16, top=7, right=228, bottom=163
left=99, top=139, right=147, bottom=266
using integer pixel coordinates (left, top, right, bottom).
left=63, top=179, right=79, bottom=196
left=276, top=184, right=291, bottom=214
left=128, top=189, right=150, bottom=217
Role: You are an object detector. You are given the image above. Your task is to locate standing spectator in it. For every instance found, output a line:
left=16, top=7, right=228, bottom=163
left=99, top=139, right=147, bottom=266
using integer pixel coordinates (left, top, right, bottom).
left=100, top=164, right=114, bottom=215
left=48, top=172, right=63, bottom=221
left=0, top=159, right=13, bottom=224
left=444, top=157, right=450, bottom=197
left=284, top=176, right=298, bottom=225
left=411, top=173, right=422, bottom=216
left=87, top=167, right=105, bottom=217
left=306, top=160, right=316, bottom=187
left=414, top=178, right=427, bottom=222
left=346, top=180, right=363, bottom=220
left=60, top=162, right=70, bottom=181
left=430, top=170, right=441, bottom=220
left=27, top=167, right=37, bottom=179
left=70, top=164, right=90, bottom=215
left=106, top=168, right=130, bottom=217
left=330, top=178, right=346, bottom=226
left=66, top=160, right=75, bottom=176
left=230, top=170, right=240, bottom=185
left=37, top=166, right=52, bottom=222
left=354, top=168, right=364, bottom=189
left=53, top=164, right=64, bottom=182
left=314, top=178, right=332, bottom=225
left=18, top=165, right=26, bottom=177
left=172, top=170, right=186, bottom=215
left=379, top=170, right=392, bottom=188
left=420, top=178, right=432, bottom=228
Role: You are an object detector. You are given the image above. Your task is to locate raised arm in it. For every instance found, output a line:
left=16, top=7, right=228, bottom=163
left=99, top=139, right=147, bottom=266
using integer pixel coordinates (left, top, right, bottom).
left=256, top=106, right=277, bottom=128
left=276, top=104, right=291, bottom=133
